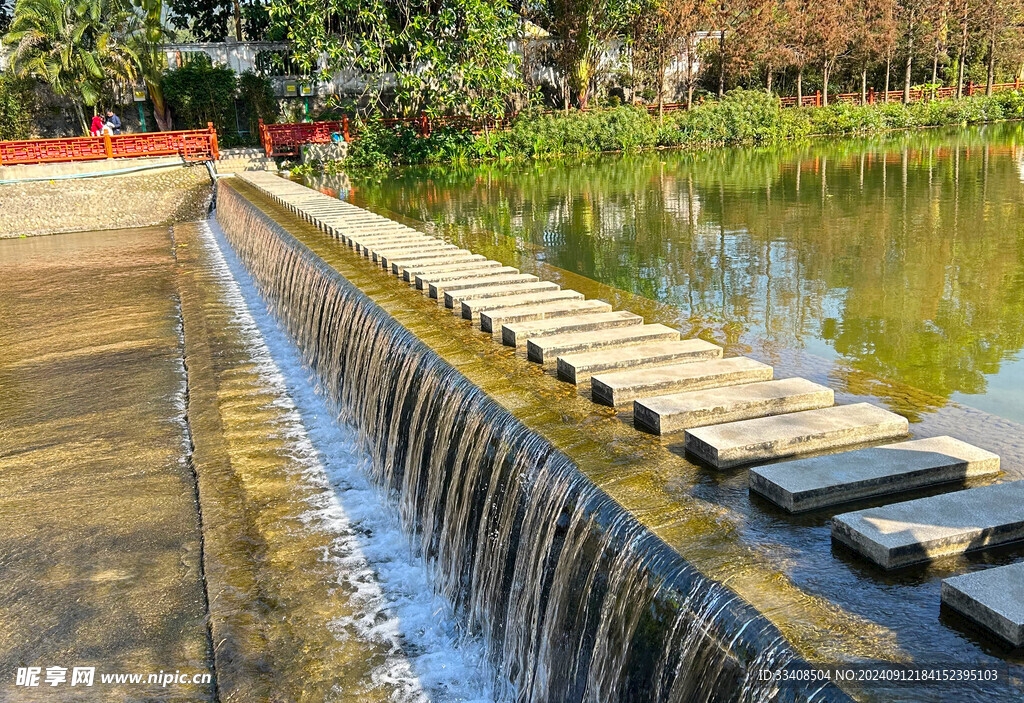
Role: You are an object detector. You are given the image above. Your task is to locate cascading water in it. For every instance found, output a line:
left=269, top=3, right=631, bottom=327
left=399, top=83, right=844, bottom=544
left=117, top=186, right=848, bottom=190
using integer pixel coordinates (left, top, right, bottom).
left=215, top=181, right=849, bottom=703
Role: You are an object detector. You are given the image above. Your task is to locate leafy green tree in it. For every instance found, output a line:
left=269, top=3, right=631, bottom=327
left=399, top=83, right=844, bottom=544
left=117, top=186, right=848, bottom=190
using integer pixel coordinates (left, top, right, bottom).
left=237, top=69, right=278, bottom=134
left=0, top=74, right=33, bottom=139
left=269, top=0, right=524, bottom=118
left=124, top=0, right=173, bottom=130
left=0, top=1, right=12, bottom=33
left=3, top=0, right=138, bottom=132
left=528, top=0, right=637, bottom=109
left=161, top=54, right=237, bottom=132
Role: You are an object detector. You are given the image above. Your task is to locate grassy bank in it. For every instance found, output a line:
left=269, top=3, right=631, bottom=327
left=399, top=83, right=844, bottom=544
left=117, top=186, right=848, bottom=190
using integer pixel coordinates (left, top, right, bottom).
left=318, top=89, right=1024, bottom=171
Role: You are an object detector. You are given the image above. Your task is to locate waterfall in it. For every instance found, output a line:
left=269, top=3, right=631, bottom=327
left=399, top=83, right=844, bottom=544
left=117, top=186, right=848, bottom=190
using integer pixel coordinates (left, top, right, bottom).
left=215, top=181, right=848, bottom=703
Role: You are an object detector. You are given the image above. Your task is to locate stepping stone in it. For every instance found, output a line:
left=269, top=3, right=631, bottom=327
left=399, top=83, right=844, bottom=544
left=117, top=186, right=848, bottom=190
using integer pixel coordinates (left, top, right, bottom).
left=462, top=290, right=586, bottom=321
left=429, top=273, right=538, bottom=299
left=527, top=325, right=680, bottom=364
left=416, top=266, right=520, bottom=290
left=384, top=250, right=469, bottom=272
left=404, top=258, right=496, bottom=282
left=371, top=243, right=453, bottom=262
left=832, top=481, right=1024, bottom=569
left=635, top=377, right=834, bottom=435
left=348, top=232, right=425, bottom=247
left=556, top=339, right=724, bottom=384
left=339, top=229, right=413, bottom=244
left=750, top=436, right=1000, bottom=513
left=480, top=299, right=614, bottom=336
left=685, top=402, right=909, bottom=470
left=397, top=253, right=488, bottom=276
left=942, top=563, right=1024, bottom=646
left=502, top=311, right=643, bottom=347
left=444, top=282, right=560, bottom=309
left=592, top=356, right=773, bottom=406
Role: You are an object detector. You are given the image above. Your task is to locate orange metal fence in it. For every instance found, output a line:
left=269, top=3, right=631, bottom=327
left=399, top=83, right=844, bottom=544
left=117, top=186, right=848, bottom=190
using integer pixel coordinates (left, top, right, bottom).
left=0, top=123, right=220, bottom=167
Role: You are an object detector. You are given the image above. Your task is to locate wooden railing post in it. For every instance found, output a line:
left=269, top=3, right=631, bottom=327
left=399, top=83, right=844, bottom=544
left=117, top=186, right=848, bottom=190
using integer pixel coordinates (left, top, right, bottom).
left=1016, top=76, right=1020, bottom=91
left=343, top=115, right=350, bottom=142
left=869, top=87, right=875, bottom=105
left=968, top=81, right=974, bottom=97
left=103, top=134, right=113, bottom=159
left=420, top=111, right=430, bottom=138
left=258, top=118, right=265, bottom=147
left=815, top=90, right=821, bottom=107
left=208, top=122, right=219, bottom=160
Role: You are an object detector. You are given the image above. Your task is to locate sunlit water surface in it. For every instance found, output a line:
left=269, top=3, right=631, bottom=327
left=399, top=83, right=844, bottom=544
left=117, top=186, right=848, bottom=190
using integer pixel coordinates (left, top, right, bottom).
left=330, top=123, right=1024, bottom=426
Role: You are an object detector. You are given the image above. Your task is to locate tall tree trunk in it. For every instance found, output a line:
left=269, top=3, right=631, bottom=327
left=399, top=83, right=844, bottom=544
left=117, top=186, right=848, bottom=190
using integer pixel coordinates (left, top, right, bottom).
left=766, top=62, right=773, bottom=93
left=233, top=0, right=242, bottom=40
left=822, top=60, right=831, bottom=106
left=861, top=66, right=868, bottom=104
left=987, top=34, right=996, bottom=95
left=884, top=56, right=891, bottom=101
left=797, top=66, right=803, bottom=104
left=685, top=37, right=695, bottom=109
left=932, top=39, right=940, bottom=86
left=957, top=12, right=969, bottom=98
left=904, top=37, right=914, bottom=103
left=74, top=103, right=88, bottom=136
left=718, top=31, right=726, bottom=97
left=658, top=63, right=665, bottom=123
left=145, top=80, right=173, bottom=131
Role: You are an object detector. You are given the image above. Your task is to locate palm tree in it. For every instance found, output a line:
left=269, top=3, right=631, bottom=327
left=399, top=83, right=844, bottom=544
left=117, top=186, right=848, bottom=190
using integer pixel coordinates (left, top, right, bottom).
left=3, top=0, right=138, bottom=133
left=124, top=0, right=173, bottom=130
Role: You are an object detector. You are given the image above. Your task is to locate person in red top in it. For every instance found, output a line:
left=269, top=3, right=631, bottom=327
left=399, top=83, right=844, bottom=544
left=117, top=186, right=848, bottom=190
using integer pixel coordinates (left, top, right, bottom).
left=90, top=115, right=104, bottom=137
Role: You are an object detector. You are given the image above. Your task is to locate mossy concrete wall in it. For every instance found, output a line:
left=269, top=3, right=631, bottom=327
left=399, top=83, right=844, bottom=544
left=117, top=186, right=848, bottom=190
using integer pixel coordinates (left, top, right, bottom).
left=0, top=163, right=214, bottom=238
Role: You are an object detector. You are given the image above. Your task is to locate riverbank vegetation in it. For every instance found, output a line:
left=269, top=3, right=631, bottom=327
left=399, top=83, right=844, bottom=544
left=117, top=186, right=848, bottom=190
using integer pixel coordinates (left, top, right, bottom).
left=338, top=88, right=1024, bottom=169
left=4, top=0, right=1024, bottom=141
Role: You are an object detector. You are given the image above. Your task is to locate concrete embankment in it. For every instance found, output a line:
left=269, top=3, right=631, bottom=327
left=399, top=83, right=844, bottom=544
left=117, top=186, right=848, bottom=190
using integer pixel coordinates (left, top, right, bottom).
left=215, top=176, right=858, bottom=702
left=0, top=227, right=214, bottom=701
left=0, top=159, right=213, bottom=238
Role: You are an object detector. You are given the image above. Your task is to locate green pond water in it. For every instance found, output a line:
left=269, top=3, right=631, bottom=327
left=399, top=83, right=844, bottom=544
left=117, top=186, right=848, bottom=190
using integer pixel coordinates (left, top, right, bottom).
left=335, top=123, right=1024, bottom=427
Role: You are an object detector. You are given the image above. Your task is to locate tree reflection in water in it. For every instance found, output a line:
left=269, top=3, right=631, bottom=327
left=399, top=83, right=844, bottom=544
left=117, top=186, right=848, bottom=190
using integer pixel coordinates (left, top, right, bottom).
left=329, top=123, right=1024, bottom=422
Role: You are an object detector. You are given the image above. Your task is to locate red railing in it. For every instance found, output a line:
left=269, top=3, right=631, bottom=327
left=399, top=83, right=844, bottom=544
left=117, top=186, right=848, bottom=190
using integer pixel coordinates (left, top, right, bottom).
left=258, top=113, right=515, bottom=156
left=0, top=123, right=220, bottom=166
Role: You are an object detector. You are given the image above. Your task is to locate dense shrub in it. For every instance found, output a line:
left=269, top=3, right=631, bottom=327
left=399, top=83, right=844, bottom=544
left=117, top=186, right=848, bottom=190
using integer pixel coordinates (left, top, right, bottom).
left=346, top=119, right=479, bottom=169
left=335, top=88, right=1024, bottom=170
left=498, top=106, right=657, bottom=157
left=237, top=70, right=279, bottom=135
left=0, top=75, right=33, bottom=140
left=162, top=56, right=237, bottom=134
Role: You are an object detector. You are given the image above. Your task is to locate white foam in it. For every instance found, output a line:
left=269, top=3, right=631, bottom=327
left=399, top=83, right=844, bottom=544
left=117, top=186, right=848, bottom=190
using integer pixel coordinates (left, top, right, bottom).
left=197, top=218, right=506, bottom=703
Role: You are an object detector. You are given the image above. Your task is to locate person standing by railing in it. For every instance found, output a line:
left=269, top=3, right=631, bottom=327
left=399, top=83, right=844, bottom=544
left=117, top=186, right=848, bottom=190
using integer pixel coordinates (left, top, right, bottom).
left=105, top=110, right=121, bottom=135
left=90, top=115, right=104, bottom=137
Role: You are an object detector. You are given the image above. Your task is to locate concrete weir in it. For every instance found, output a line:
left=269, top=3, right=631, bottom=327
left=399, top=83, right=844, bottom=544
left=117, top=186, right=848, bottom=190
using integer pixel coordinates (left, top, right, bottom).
left=832, top=481, right=1024, bottom=569
left=230, top=172, right=1015, bottom=673
left=222, top=173, right=856, bottom=702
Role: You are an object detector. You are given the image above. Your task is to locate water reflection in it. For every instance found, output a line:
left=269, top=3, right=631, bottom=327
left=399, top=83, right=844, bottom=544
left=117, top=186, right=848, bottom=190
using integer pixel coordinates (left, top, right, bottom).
left=337, top=124, right=1024, bottom=423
